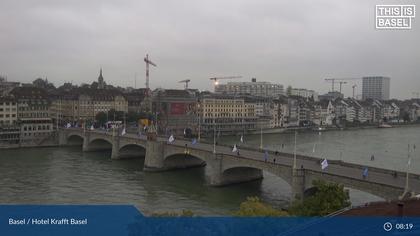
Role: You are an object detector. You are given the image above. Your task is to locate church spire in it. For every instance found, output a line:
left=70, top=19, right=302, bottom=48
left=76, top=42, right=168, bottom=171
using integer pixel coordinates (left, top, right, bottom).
left=98, top=67, right=105, bottom=89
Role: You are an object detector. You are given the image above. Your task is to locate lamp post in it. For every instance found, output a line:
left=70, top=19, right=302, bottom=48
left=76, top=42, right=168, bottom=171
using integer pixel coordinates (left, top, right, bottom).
left=213, top=116, right=216, bottom=154
left=293, top=130, right=297, bottom=170
left=197, top=103, right=201, bottom=141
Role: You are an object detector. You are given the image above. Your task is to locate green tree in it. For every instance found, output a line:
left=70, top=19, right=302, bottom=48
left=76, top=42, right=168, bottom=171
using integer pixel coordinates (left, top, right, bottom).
left=95, top=112, right=107, bottom=126
left=233, top=197, right=289, bottom=217
left=151, top=210, right=194, bottom=217
left=108, top=109, right=125, bottom=121
left=286, top=86, right=292, bottom=96
left=289, top=180, right=350, bottom=216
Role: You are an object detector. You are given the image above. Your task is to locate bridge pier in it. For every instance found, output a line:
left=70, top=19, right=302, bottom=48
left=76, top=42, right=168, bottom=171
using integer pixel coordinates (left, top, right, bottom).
left=291, top=168, right=305, bottom=201
left=143, top=141, right=165, bottom=171
left=58, top=131, right=67, bottom=146
left=82, top=132, right=90, bottom=152
left=111, top=136, right=120, bottom=160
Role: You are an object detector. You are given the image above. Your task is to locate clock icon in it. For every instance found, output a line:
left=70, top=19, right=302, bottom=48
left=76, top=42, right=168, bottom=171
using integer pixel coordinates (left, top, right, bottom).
left=384, top=222, right=393, bottom=232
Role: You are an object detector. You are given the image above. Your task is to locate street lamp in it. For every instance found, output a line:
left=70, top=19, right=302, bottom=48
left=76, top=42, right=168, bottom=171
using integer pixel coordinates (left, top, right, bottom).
left=197, top=103, right=201, bottom=141
left=293, top=131, right=297, bottom=170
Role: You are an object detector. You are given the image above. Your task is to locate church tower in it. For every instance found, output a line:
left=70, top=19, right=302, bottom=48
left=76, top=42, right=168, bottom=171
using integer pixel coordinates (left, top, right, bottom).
left=98, top=68, right=105, bottom=89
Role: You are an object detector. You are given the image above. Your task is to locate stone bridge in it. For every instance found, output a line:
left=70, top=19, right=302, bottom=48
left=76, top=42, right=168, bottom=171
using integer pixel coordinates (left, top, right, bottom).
left=59, top=128, right=420, bottom=202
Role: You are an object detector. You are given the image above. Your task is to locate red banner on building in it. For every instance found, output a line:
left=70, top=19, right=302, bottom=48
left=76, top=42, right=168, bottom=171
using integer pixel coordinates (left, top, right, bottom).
left=170, top=103, right=186, bottom=115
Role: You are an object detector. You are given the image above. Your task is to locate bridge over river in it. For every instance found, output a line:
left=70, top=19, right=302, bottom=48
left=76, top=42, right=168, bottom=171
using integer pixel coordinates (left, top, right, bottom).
left=59, top=128, right=420, bottom=201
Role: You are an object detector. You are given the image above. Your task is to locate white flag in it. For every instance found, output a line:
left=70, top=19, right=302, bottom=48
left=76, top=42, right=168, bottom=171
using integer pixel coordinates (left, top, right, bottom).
left=90, top=125, right=94, bottom=131
left=408, top=156, right=411, bottom=167
left=321, top=159, right=328, bottom=170
left=232, top=144, right=238, bottom=153
left=66, top=123, right=71, bottom=128
left=240, top=135, right=244, bottom=143
left=183, top=129, right=186, bottom=135
left=312, top=143, right=316, bottom=153
left=121, top=128, right=126, bottom=136
left=168, top=135, right=175, bottom=143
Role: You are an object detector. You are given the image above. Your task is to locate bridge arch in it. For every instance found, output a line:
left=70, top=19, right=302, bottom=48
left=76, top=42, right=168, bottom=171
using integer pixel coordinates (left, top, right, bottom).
left=118, top=143, right=146, bottom=159
left=163, top=153, right=206, bottom=170
left=67, top=134, right=84, bottom=146
left=86, top=138, right=113, bottom=151
left=220, top=158, right=294, bottom=187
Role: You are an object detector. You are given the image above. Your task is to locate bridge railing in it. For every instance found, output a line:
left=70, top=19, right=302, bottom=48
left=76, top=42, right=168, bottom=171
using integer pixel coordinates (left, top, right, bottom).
left=61, top=129, right=420, bottom=179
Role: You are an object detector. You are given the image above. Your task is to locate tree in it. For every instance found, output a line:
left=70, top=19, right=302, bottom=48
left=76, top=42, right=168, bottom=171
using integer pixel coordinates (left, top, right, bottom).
left=151, top=210, right=194, bottom=217
left=95, top=112, right=107, bottom=126
left=108, top=109, right=125, bottom=121
left=33, top=78, right=55, bottom=90
left=233, top=197, right=289, bottom=217
left=289, top=180, right=350, bottom=216
left=286, top=86, right=292, bottom=96
left=91, top=81, right=99, bottom=89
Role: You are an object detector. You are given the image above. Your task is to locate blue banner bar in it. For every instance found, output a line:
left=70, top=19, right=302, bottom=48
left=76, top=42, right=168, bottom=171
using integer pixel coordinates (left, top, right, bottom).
left=1, top=205, right=419, bottom=236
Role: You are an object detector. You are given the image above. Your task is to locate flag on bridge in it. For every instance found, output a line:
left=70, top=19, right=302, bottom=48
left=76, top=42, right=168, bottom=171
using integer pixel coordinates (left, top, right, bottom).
left=240, top=135, right=244, bottom=143
left=264, top=150, right=268, bottom=161
left=66, top=123, right=71, bottom=128
left=90, top=125, right=94, bottom=131
left=232, top=144, right=238, bottom=153
left=121, top=128, right=126, bottom=136
left=168, top=135, right=175, bottom=143
left=321, top=159, right=328, bottom=170
left=363, top=167, right=368, bottom=178
left=191, top=138, right=197, bottom=145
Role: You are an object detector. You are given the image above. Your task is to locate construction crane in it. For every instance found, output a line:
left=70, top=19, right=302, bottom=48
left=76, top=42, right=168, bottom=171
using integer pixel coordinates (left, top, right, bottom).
left=209, top=76, right=242, bottom=86
left=143, top=54, right=157, bottom=112
left=144, top=54, right=157, bottom=92
left=179, top=79, right=191, bottom=89
left=352, top=84, right=357, bottom=98
left=325, top=78, right=361, bottom=93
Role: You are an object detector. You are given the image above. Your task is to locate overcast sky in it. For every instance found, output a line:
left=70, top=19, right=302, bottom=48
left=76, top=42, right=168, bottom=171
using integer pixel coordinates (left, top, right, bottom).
left=0, top=0, right=419, bottom=99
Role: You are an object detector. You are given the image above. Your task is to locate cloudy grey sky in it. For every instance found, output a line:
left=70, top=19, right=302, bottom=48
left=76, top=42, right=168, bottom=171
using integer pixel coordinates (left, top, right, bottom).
left=0, top=0, right=419, bottom=99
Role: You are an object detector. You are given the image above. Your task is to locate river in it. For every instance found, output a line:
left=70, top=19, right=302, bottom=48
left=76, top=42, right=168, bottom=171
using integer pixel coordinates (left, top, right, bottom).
left=0, top=126, right=418, bottom=216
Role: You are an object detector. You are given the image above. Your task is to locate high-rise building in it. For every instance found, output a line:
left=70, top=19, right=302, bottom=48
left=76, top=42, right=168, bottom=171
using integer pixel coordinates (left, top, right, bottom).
left=362, top=76, right=390, bottom=101
left=215, top=78, right=284, bottom=98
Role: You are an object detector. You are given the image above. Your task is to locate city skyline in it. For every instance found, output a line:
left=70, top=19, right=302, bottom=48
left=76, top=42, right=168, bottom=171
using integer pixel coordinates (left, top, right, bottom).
left=0, top=0, right=419, bottom=99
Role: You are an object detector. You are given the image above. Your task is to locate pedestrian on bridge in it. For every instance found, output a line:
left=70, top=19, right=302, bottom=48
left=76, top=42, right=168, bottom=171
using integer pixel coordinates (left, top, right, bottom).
left=371, top=155, right=375, bottom=161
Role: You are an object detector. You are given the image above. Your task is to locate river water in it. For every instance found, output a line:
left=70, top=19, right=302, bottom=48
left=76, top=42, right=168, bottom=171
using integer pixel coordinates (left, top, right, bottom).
left=0, top=126, right=419, bottom=216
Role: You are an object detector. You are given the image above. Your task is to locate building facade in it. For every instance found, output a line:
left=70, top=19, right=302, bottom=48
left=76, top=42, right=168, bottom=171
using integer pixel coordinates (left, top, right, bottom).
left=152, top=89, right=198, bottom=136
left=10, top=87, right=53, bottom=144
left=362, top=76, right=390, bottom=101
left=215, top=78, right=284, bottom=98
left=290, top=88, right=319, bottom=101
left=199, top=94, right=259, bottom=136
